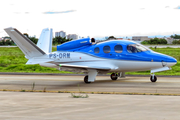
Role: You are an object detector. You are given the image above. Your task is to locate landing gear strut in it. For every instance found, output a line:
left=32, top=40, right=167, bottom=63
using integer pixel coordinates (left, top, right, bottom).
left=84, top=75, right=91, bottom=84
left=110, top=73, right=118, bottom=80
left=84, top=70, right=97, bottom=84
left=150, top=73, right=157, bottom=82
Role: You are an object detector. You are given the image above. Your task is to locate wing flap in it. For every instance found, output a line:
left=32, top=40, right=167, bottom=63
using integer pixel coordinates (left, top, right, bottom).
left=59, top=64, right=111, bottom=71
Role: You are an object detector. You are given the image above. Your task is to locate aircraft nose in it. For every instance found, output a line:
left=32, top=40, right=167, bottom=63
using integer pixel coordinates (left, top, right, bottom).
left=167, top=57, right=177, bottom=62
left=166, top=56, right=177, bottom=67
left=151, top=52, right=177, bottom=67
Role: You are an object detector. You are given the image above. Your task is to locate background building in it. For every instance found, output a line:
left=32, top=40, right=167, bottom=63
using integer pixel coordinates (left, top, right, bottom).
left=164, top=37, right=179, bottom=44
left=67, top=34, right=78, bottom=40
left=1, top=37, right=11, bottom=41
left=116, top=38, right=123, bottom=40
left=132, top=36, right=151, bottom=41
left=55, top=31, right=66, bottom=38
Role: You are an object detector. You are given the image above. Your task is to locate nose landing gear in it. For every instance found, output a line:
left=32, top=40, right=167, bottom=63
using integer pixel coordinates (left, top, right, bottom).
left=150, top=73, right=157, bottom=82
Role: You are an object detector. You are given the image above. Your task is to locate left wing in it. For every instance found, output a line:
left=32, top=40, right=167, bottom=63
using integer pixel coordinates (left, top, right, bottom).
left=59, top=64, right=111, bottom=71
left=58, top=63, right=111, bottom=82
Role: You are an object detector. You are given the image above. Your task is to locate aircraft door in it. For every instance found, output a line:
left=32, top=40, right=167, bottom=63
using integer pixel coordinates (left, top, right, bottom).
left=161, top=60, right=167, bottom=67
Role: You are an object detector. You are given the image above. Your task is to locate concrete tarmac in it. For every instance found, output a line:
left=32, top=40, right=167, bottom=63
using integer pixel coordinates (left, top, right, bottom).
left=0, top=75, right=180, bottom=94
left=1, top=92, right=180, bottom=120
left=0, top=75, right=180, bottom=120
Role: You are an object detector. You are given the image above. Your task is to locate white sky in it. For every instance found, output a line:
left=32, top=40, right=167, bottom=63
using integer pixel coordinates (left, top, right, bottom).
left=0, top=0, right=180, bottom=38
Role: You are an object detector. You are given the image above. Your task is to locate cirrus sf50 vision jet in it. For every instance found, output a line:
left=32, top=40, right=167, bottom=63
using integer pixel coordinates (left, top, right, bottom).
left=4, top=28, right=177, bottom=83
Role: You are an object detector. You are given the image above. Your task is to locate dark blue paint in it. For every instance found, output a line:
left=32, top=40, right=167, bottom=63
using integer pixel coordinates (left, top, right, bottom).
left=57, top=38, right=91, bottom=51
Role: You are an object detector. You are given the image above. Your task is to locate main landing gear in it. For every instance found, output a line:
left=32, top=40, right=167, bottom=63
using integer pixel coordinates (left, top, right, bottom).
left=84, top=75, right=91, bottom=84
left=110, top=72, right=126, bottom=81
left=84, top=70, right=98, bottom=84
left=110, top=73, right=118, bottom=80
left=84, top=71, right=157, bottom=83
left=150, top=73, right=157, bottom=82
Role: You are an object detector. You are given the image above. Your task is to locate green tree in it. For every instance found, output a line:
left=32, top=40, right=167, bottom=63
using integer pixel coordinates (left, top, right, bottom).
left=107, top=36, right=116, bottom=40
left=170, top=34, right=180, bottom=39
left=159, top=38, right=167, bottom=44
left=141, top=40, right=149, bottom=44
left=29, top=37, right=38, bottom=44
left=23, top=33, right=38, bottom=44
left=141, top=38, right=167, bottom=45
left=23, top=33, right=29, bottom=38
left=0, top=36, right=14, bottom=45
left=172, top=40, right=180, bottom=44
left=5, top=40, right=13, bottom=45
left=0, top=40, right=14, bottom=45
left=53, top=36, right=72, bottom=45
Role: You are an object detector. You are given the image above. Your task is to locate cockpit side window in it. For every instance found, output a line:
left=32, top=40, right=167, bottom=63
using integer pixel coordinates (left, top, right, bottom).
left=114, top=45, right=123, bottom=53
left=103, top=46, right=111, bottom=53
left=127, top=44, right=148, bottom=53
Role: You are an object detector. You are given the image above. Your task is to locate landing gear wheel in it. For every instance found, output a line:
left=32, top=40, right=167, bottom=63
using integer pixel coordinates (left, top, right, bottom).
left=150, top=76, right=157, bottom=82
left=84, top=75, right=91, bottom=84
left=111, top=73, right=118, bottom=80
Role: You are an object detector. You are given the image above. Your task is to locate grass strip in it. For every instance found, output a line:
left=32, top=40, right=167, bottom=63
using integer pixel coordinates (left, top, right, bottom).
left=0, top=47, right=179, bottom=75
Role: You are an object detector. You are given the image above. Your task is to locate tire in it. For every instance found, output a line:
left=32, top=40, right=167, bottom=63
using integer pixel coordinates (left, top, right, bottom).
left=111, top=73, right=118, bottom=80
left=150, top=76, right=157, bottom=82
left=84, top=75, right=91, bottom=84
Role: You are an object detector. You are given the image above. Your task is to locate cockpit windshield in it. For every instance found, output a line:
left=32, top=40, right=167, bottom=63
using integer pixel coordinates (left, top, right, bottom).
left=127, top=44, right=149, bottom=53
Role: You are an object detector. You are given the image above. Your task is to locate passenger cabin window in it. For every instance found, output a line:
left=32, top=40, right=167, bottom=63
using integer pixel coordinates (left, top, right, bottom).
left=127, top=44, right=148, bottom=53
left=103, top=46, right=110, bottom=53
left=114, top=45, right=123, bottom=53
left=94, top=47, right=100, bottom=53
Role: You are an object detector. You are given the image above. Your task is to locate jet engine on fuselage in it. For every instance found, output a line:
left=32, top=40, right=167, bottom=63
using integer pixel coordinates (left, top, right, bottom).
left=57, top=38, right=95, bottom=51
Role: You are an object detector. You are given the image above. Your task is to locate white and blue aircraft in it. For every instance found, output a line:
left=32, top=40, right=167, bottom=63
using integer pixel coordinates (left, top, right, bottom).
left=4, top=28, right=177, bottom=83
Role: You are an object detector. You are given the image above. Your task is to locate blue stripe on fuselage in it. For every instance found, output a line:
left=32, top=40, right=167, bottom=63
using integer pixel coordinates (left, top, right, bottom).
left=60, top=40, right=177, bottom=63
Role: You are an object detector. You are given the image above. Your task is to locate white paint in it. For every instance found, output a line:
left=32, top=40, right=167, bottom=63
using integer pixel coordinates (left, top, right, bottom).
left=88, top=69, right=98, bottom=82
left=37, top=28, right=53, bottom=53
left=151, top=67, right=171, bottom=73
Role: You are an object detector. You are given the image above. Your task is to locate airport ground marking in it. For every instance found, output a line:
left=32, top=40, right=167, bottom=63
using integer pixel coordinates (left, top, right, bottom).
left=0, top=89, right=180, bottom=96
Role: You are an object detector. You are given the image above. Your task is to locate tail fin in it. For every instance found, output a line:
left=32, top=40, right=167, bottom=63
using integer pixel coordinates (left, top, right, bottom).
left=37, top=28, right=53, bottom=54
left=4, top=27, right=46, bottom=59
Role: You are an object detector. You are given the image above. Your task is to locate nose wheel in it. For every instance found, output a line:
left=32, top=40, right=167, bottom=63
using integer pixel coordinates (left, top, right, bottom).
left=110, top=73, right=118, bottom=80
left=150, top=73, right=157, bottom=82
